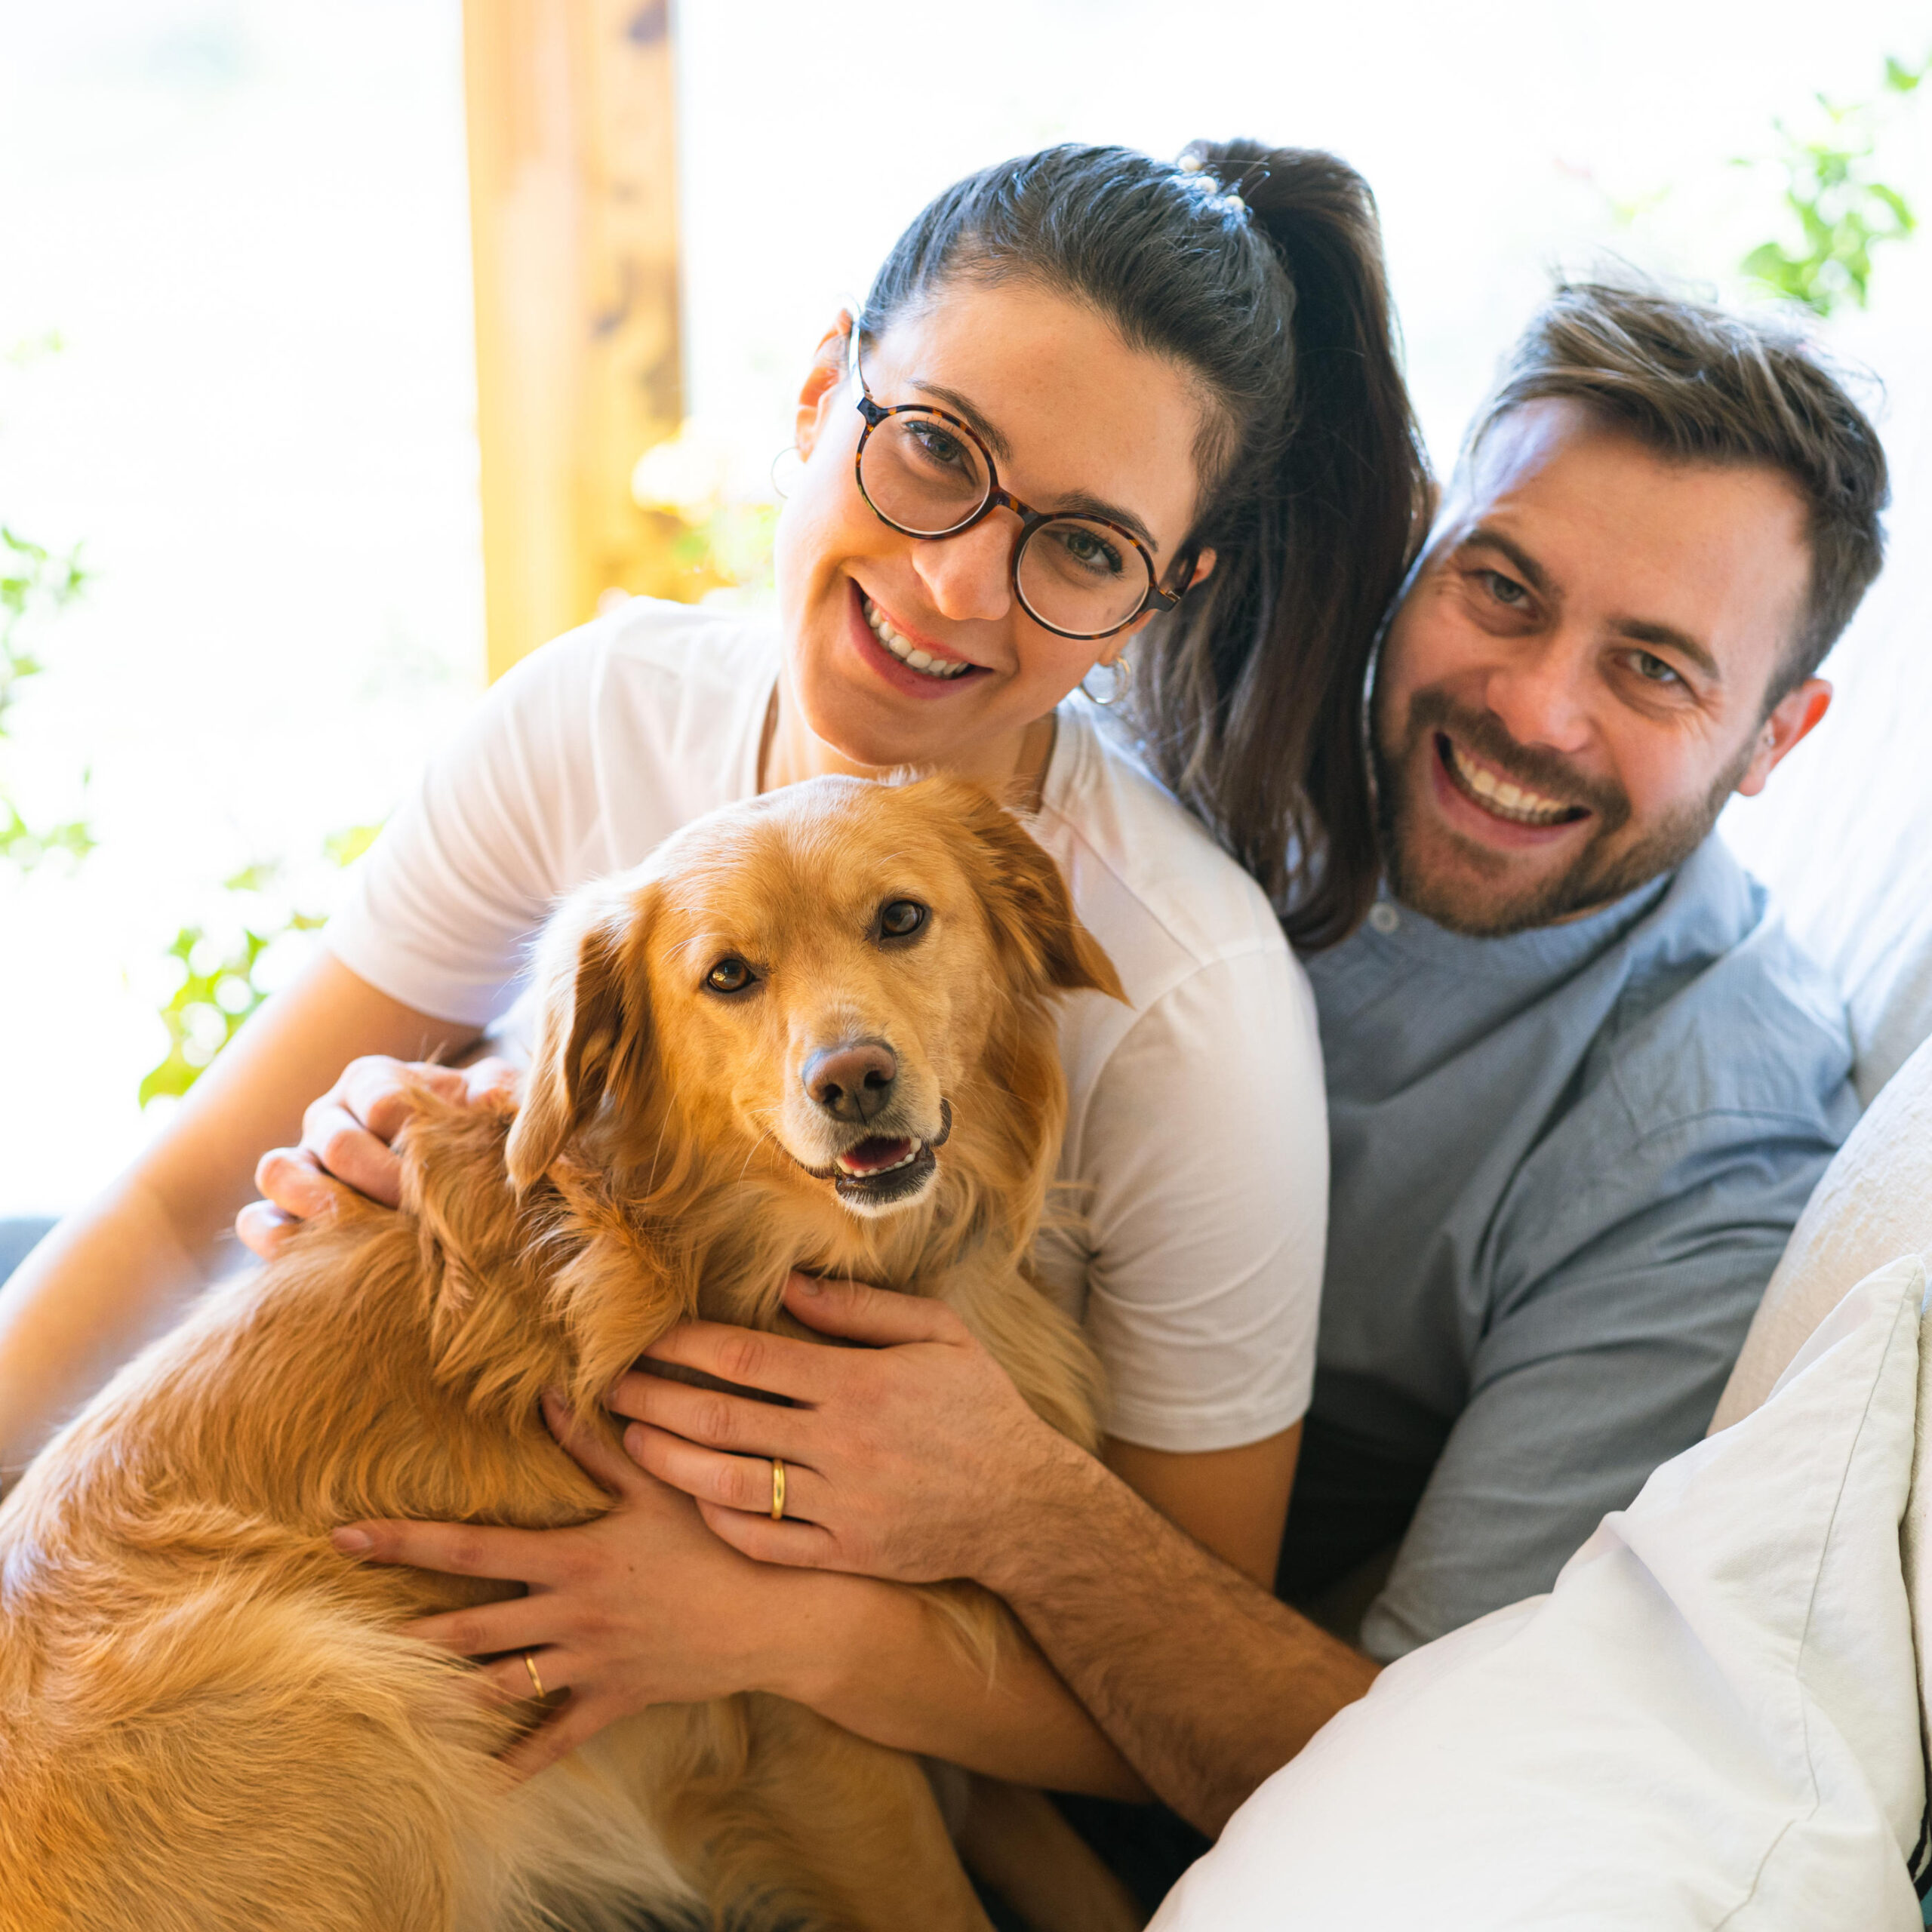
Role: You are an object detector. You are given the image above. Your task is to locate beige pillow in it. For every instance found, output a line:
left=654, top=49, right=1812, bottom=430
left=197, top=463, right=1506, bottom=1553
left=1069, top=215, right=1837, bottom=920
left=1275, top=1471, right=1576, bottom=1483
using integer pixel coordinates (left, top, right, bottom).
left=1711, top=1030, right=1932, bottom=1430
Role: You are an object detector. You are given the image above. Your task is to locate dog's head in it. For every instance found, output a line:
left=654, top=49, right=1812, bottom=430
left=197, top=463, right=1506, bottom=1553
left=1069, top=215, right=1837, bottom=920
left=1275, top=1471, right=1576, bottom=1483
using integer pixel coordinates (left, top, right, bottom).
left=505, top=776, right=1122, bottom=1227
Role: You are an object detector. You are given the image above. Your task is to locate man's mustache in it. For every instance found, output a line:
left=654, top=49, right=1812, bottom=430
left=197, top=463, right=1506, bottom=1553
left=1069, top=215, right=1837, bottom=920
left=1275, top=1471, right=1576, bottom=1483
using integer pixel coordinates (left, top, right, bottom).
left=1404, top=688, right=1629, bottom=830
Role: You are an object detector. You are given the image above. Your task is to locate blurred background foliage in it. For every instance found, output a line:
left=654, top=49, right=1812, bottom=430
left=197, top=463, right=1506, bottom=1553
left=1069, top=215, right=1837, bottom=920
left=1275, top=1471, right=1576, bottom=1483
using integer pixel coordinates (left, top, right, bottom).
left=1, top=331, right=91, bottom=875
left=1740, top=49, right=1927, bottom=313
left=137, top=826, right=382, bottom=1107
left=0, top=525, right=91, bottom=872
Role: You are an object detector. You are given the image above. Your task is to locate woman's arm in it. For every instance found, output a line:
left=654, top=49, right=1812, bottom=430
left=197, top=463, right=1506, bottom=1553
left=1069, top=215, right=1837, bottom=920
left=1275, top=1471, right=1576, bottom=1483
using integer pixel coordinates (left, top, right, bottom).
left=1106, top=1429, right=1300, bottom=1590
left=783, top=1571, right=1148, bottom=1798
left=0, top=950, right=475, bottom=1475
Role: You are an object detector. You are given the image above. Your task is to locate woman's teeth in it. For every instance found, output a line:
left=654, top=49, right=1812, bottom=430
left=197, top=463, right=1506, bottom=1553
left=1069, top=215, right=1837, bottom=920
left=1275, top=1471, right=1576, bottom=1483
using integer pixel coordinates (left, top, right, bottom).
left=862, top=596, right=972, bottom=680
left=1447, top=740, right=1579, bottom=826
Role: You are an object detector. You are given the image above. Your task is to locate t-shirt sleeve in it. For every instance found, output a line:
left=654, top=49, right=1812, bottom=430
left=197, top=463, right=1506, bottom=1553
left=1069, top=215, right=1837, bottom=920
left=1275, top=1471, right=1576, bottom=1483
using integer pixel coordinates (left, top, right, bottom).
left=325, top=634, right=610, bottom=1025
left=1069, top=946, right=1329, bottom=1454
left=1357, top=1104, right=1840, bottom=1661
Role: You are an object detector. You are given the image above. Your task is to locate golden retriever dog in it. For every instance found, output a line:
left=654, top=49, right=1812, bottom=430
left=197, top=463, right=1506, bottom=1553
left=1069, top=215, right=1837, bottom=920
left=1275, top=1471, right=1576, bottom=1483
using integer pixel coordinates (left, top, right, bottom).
left=0, top=774, right=1137, bottom=1932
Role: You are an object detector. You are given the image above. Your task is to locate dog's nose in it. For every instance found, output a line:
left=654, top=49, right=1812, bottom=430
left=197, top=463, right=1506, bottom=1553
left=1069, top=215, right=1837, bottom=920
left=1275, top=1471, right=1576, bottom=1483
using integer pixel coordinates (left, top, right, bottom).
left=802, top=1039, right=897, bottom=1124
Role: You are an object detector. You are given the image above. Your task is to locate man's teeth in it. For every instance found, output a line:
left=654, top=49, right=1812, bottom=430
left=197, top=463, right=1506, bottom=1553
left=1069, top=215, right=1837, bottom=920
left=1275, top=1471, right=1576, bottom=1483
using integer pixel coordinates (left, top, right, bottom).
left=835, top=1140, right=922, bottom=1177
left=1447, top=741, right=1577, bottom=826
left=862, top=597, right=972, bottom=680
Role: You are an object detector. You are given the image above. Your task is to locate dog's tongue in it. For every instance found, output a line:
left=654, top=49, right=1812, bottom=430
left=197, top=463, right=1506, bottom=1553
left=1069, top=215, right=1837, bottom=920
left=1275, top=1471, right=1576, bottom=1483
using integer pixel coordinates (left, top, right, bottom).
left=839, top=1136, right=912, bottom=1174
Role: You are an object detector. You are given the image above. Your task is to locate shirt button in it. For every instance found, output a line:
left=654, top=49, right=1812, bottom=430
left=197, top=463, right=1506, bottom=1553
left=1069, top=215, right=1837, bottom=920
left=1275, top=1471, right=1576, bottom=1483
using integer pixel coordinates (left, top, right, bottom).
left=1368, top=903, right=1401, bottom=934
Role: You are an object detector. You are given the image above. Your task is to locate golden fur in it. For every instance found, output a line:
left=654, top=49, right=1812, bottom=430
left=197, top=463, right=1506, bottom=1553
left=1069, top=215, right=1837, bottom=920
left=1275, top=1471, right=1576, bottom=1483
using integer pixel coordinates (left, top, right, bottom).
left=0, top=775, right=1128, bottom=1932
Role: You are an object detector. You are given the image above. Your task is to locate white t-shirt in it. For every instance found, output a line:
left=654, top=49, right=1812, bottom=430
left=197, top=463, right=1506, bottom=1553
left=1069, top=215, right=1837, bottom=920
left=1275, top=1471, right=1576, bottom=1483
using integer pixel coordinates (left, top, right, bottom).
left=327, top=599, right=1327, bottom=1452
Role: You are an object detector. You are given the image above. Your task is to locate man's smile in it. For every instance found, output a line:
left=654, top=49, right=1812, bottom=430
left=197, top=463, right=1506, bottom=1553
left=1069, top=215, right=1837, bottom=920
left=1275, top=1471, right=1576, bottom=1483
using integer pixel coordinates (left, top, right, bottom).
left=1436, top=734, right=1590, bottom=830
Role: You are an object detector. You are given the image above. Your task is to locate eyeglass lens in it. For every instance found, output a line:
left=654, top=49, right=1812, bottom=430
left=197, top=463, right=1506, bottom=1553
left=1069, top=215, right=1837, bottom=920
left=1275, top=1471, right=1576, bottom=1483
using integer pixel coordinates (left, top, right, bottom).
left=858, top=409, right=1153, bottom=637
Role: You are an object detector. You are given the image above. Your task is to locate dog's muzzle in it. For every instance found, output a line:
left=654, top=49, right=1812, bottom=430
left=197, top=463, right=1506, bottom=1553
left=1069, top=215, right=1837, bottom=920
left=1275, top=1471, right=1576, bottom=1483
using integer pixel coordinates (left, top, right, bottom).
left=795, top=1099, right=952, bottom=1213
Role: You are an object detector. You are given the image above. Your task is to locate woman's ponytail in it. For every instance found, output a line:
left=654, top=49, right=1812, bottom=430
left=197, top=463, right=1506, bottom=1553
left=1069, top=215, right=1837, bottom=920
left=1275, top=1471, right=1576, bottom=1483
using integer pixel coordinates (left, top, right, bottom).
left=1128, top=143, right=1430, bottom=946
left=859, top=141, right=1431, bottom=946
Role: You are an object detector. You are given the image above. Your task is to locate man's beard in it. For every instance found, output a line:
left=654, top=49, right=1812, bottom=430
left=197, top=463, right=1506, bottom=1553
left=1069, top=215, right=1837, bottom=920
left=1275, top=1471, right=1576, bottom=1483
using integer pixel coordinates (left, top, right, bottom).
left=1373, top=688, right=1751, bottom=939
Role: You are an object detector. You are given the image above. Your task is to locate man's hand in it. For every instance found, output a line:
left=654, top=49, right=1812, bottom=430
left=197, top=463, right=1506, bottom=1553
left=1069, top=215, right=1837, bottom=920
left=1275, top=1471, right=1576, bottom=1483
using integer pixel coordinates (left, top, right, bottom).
left=616, top=1272, right=1087, bottom=1592
left=236, top=1055, right=518, bottom=1257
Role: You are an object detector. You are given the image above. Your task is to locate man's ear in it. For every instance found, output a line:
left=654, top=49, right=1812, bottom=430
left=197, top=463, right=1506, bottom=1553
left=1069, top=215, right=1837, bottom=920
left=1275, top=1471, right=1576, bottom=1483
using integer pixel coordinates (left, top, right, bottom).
left=506, top=883, right=656, bottom=1190
left=793, top=310, right=854, bottom=463
left=1735, top=675, right=1832, bottom=798
left=949, top=785, right=1126, bottom=1004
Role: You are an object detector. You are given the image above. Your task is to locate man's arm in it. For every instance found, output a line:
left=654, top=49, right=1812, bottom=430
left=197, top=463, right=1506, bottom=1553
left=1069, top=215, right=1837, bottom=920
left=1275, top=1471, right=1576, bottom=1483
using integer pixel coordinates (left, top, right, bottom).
left=623, top=1275, right=1377, bottom=1835
left=974, top=1430, right=1379, bottom=1833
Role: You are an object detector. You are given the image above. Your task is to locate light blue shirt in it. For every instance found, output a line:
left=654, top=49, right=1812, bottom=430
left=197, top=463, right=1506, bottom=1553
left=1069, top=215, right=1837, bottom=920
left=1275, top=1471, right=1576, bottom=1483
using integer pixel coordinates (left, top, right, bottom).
left=1303, top=834, right=1857, bottom=1660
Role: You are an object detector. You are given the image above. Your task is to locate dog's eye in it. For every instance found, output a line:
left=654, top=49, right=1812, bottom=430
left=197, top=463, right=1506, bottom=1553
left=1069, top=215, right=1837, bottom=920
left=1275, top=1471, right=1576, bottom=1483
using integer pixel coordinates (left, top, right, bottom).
left=704, top=957, right=755, bottom=994
left=878, top=899, right=928, bottom=941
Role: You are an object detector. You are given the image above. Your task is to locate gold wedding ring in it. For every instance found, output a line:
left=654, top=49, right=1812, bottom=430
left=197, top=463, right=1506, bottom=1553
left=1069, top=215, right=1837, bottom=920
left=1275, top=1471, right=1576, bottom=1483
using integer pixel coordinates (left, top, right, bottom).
left=523, top=1650, right=546, bottom=1700
left=770, top=1456, right=786, bottom=1521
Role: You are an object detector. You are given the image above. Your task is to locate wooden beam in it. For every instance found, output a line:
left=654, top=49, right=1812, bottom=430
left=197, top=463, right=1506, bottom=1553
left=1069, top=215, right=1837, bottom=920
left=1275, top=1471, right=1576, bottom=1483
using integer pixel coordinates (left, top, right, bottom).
left=463, top=0, right=686, bottom=681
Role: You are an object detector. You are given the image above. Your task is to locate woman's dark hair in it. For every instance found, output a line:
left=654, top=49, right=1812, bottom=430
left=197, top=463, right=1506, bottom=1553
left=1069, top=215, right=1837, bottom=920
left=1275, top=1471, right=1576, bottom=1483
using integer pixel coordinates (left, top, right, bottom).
left=858, top=140, right=1430, bottom=947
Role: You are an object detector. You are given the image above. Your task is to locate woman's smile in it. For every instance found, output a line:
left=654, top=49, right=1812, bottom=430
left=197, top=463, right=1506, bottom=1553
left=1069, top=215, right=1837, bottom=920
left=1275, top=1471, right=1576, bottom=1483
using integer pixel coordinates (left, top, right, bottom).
left=841, top=578, right=992, bottom=703
left=857, top=586, right=984, bottom=683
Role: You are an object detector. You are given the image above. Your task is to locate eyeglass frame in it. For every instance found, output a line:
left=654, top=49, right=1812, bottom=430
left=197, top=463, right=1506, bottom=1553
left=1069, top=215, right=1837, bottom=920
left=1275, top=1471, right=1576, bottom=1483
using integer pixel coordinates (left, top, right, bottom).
left=845, top=328, right=1194, bottom=643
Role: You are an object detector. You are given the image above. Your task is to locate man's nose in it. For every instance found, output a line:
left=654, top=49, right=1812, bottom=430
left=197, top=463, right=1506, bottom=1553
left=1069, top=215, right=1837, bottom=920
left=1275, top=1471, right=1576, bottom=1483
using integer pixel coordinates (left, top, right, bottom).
left=1481, top=639, right=1595, bottom=755
left=908, top=516, right=1014, bottom=624
left=801, top=1038, right=897, bottom=1124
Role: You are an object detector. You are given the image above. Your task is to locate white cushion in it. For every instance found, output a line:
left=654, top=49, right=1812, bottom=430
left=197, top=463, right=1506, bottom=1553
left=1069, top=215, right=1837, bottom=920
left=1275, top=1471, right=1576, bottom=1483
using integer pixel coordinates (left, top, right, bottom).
left=1149, top=1256, right=1930, bottom=1932
left=1711, top=1029, right=1932, bottom=1430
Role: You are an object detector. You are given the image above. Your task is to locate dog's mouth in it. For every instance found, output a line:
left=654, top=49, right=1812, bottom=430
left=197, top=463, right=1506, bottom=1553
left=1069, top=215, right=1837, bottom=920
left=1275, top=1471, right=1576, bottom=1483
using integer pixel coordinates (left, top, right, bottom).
left=808, top=1100, right=951, bottom=1211
left=832, top=1135, right=936, bottom=1204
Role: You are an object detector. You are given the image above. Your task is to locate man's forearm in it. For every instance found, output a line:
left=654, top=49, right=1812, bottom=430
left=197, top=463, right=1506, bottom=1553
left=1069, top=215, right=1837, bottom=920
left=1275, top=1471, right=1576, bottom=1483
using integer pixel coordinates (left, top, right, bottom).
left=979, top=1436, right=1379, bottom=1835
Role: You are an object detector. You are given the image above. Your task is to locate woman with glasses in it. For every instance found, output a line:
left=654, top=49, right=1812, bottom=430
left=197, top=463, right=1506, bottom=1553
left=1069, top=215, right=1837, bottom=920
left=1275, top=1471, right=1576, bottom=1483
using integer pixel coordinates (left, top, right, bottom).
left=0, top=143, right=1426, bottom=1814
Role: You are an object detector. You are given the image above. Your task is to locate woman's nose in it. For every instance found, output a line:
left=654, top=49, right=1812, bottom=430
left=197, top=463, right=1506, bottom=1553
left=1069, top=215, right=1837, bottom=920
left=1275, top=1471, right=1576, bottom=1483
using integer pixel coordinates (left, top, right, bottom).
left=908, top=515, right=1014, bottom=623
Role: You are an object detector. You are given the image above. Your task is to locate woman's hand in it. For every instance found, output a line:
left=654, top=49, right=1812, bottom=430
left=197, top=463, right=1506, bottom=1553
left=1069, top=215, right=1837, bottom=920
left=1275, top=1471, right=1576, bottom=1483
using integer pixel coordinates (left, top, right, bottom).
left=331, top=1393, right=836, bottom=1780
left=237, top=1055, right=519, bottom=1257
left=617, top=1274, right=1089, bottom=1592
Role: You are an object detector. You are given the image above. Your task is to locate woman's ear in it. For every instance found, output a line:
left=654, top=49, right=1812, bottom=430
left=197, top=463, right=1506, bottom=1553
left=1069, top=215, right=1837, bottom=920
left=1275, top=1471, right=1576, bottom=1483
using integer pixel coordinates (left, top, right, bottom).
left=793, top=310, right=854, bottom=463
left=506, top=883, right=657, bottom=1190
left=947, top=785, right=1126, bottom=1004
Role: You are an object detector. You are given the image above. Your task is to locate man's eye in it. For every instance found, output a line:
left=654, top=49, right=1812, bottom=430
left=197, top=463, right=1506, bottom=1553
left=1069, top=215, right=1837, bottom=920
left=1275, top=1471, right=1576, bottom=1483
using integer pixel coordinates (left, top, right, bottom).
left=1632, top=651, right=1682, bottom=686
left=878, top=899, right=928, bottom=940
left=1485, top=571, right=1529, bottom=606
left=704, top=957, right=755, bottom=994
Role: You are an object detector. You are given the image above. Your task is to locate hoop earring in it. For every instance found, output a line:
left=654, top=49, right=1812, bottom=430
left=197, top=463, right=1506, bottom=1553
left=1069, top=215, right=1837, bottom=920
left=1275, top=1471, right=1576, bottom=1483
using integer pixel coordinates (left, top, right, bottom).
left=1081, top=654, right=1132, bottom=707
left=770, top=444, right=804, bottom=501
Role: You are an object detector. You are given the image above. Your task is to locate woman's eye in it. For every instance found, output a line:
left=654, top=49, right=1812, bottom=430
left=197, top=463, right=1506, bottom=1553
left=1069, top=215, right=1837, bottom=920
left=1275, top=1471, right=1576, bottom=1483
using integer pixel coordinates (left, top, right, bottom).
left=704, top=957, right=755, bottom=994
left=1632, top=651, right=1683, bottom=687
left=1485, top=571, right=1529, bottom=606
left=1054, top=525, right=1125, bottom=578
left=907, top=420, right=971, bottom=472
left=878, top=899, right=928, bottom=940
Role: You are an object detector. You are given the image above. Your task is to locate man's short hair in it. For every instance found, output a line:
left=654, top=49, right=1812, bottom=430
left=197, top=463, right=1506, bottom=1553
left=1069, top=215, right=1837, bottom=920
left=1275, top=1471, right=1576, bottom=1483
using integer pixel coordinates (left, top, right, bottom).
left=1466, top=281, right=1889, bottom=701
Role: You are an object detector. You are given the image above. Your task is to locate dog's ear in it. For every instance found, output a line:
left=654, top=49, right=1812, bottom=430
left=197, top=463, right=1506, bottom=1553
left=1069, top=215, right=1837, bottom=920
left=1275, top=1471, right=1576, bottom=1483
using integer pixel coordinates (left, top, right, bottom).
left=506, top=883, right=657, bottom=1190
left=953, top=787, right=1126, bottom=1004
